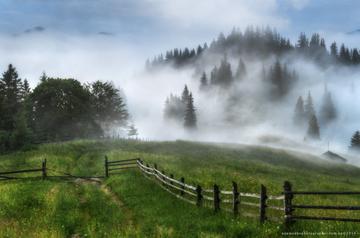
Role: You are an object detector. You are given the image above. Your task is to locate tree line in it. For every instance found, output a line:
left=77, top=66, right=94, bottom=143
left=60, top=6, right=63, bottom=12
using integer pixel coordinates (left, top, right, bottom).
left=148, top=26, right=360, bottom=69
left=0, top=64, right=131, bottom=153
left=164, top=85, right=197, bottom=129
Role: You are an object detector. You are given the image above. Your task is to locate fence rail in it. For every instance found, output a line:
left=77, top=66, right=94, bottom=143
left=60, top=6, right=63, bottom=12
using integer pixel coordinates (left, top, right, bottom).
left=283, top=181, right=360, bottom=226
left=0, top=159, right=47, bottom=180
left=134, top=159, right=282, bottom=223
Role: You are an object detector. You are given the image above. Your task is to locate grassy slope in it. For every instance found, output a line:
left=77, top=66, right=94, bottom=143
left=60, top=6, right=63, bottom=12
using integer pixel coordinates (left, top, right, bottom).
left=0, top=139, right=360, bottom=237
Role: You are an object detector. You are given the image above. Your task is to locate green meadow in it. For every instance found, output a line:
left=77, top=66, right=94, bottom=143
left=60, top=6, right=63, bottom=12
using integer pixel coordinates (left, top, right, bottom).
left=0, top=139, right=359, bottom=237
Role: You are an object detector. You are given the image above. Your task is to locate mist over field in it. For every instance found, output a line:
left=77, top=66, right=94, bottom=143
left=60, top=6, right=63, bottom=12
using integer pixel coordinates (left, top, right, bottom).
left=1, top=0, right=360, bottom=164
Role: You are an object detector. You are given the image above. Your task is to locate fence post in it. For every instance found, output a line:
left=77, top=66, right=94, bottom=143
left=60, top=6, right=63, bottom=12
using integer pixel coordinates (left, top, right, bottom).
left=170, top=174, right=174, bottom=185
left=214, top=184, right=220, bottom=212
left=232, top=181, right=240, bottom=217
left=180, top=177, right=185, bottom=195
left=196, top=185, right=203, bottom=207
left=104, top=156, right=109, bottom=178
left=154, top=163, right=158, bottom=173
left=42, top=159, right=47, bottom=179
left=284, top=181, right=293, bottom=227
left=260, top=184, right=267, bottom=223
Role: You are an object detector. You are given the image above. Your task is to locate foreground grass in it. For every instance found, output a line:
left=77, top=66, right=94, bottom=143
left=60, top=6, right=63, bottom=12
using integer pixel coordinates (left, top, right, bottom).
left=0, top=139, right=359, bottom=237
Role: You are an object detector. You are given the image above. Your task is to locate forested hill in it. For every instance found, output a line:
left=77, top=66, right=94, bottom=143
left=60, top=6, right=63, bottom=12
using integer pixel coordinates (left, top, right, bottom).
left=147, top=26, right=360, bottom=69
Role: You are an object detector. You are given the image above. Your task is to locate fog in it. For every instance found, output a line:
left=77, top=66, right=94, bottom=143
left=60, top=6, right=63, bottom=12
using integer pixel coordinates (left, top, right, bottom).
left=1, top=27, right=360, bottom=165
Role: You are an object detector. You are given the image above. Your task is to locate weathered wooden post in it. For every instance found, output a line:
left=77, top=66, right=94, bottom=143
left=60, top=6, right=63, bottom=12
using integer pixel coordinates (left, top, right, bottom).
left=104, top=156, right=109, bottom=178
left=232, top=181, right=240, bottom=217
left=180, top=177, right=185, bottom=195
left=260, top=184, right=268, bottom=223
left=214, top=184, right=220, bottom=212
left=42, top=159, right=47, bottom=179
left=196, top=185, right=203, bottom=207
left=170, top=174, right=174, bottom=185
left=284, top=181, right=294, bottom=227
left=154, top=163, right=158, bottom=173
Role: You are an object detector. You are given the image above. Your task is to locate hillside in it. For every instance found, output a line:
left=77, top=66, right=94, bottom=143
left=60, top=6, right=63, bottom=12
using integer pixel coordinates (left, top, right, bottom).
left=0, top=140, right=360, bottom=237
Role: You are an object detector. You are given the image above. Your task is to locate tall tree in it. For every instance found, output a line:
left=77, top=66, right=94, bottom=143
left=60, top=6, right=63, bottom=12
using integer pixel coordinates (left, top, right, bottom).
left=330, top=42, right=338, bottom=58
left=30, top=78, right=101, bottom=141
left=184, top=93, right=197, bottom=129
left=127, top=124, right=138, bottom=138
left=306, top=114, right=320, bottom=140
left=181, top=85, right=190, bottom=103
left=293, top=96, right=306, bottom=126
left=216, top=56, right=233, bottom=87
left=0, top=64, right=24, bottom=131
left=89, top=81, right=128, bottom=136
left=235, top=58, right=246, bottom=80
left=199, top=72, right=208, bottom=91
left=350, top=131, right=360, bottom=151
left=304, top=92, right=315, bottom=120
left=320, top=86, right=337, bottom=125
left=297, top=32, right=309, bottom=49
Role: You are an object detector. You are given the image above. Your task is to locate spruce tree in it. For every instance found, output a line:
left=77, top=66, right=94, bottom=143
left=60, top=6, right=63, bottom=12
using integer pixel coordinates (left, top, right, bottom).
left=184, top=93, right=197, bottom=129
left=304, top=91, right=315, bottom=120
left=350, top=131, right=360, bottom=151
left=235, top=58, right=246, bottom=80
left=293, top=96, right=306, bottom=126
left=181, top=85, right=190, bottom=103
left=330, top=42, right=338, bottom=58
left=127, top=124, right=138, bottom=138
left=306, top=114, right=320, bottom=140
left=199, top=72, right=208, bottom=90
left=320, top=87, right=337, bottom=125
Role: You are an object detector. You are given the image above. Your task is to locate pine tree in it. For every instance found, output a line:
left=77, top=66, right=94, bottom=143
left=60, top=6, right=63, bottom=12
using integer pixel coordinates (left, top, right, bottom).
left=320, top=86, right=337, bottom=125
left=184, top=93, right=197, bottom=129
left=0, top=64, right=24, bottom=131
left=297, top=33, right=309, bottom=49
left=199, top=72, right=208, bottom=90
left=306, top=114, right=320, bottom=140
left=235, top=58, right=246, bottom=80
left=215, top=56, right=233, bottom=87
left=330, top=42, right=338, bottom=58
left=293, top=96, right=306, bottom=126
left=181, top=85, right=190, bottom=103
left=304, top=91, right=315, bottom=120
left=127, top=124, right=138, bottom=138
left=350, top=131, right=360, bottom=151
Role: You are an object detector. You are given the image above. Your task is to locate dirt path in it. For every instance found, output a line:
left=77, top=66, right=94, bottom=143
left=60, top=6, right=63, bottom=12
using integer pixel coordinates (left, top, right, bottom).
left=73, top=178, right=137, bottom=229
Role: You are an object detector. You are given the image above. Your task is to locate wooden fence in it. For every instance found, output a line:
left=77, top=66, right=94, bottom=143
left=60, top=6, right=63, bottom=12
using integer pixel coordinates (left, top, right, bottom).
left=1, top=157, right=360, bottom=226
left=283, top=181, right=360, bottom=225
left=104, top=156, right=138, bottom=177
left=0, top=159, right=47, bottom=180
left=135, top=159, right=284, bottom=223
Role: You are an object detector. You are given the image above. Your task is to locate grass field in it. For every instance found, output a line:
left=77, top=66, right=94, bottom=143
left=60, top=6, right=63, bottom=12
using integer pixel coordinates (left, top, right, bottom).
left=0, top=139, right=360, bottom=237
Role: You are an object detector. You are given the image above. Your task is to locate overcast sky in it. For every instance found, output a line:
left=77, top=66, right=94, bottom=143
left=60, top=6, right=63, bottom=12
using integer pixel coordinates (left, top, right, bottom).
left=0, top=0, right=359, bottom=84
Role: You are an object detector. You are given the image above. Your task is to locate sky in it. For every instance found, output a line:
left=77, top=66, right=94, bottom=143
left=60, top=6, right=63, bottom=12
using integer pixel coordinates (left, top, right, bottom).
left=1, top=0, right=359, bottom=50
left=0, top=0, right=360, bottom=154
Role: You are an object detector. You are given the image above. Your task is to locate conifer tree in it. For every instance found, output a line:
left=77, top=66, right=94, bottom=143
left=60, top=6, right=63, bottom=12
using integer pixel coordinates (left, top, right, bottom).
left=304, top=92, right=315, bottom=120
left=199, top=72, right=208, bottom=90
left=350, top=131, right=360, bottom=151
left=320, top=86, right=337, bottom=125
left=293, top=96, right=306, bottom=126
left=127, top=124, right=138, bottom=138
left=181, top=85, right=190, bottom=103
left=330, top=42, right=338, bottom=58
left=184, top=93, right=197, bottom=129
left=306, top=114, right=320, bottom=140
left=235, top=58, right=246, bottom=80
